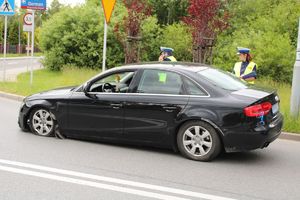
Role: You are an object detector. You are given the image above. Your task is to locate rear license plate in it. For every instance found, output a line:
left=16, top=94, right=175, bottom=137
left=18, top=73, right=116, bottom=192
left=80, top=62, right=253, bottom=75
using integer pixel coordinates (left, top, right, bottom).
left=272, top=103, right=279, bottom=114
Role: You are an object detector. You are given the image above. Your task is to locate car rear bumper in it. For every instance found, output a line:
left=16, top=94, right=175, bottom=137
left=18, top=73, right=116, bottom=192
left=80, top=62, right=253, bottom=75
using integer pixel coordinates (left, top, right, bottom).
left=223, top=113, right=283, bottom=152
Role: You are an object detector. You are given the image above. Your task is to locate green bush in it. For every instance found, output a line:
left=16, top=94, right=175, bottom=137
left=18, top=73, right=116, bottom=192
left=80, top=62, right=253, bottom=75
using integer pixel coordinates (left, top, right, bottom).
left=39, top=4, right=126, bottom=70
left=213, top=0, right=300, bottom=83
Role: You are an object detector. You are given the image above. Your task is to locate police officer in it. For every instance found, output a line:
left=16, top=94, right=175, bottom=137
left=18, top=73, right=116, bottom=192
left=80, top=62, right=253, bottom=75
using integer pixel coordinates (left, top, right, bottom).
left=158, top=47, right=177, bottom=62
left=233, top=47, right=257, bottom=84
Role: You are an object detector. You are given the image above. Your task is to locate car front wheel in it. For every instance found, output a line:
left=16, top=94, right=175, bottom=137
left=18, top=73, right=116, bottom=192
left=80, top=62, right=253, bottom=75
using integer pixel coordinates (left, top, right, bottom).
left=29, top=108, right=55, bottom=137
left=177, top=121, right=221, bottom=161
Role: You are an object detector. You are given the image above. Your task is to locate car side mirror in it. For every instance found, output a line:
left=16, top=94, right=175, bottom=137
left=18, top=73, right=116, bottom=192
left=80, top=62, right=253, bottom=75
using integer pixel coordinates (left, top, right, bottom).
left=83, top=82, right=89, bottom=94
left=83, top=82, right=97, bottom=98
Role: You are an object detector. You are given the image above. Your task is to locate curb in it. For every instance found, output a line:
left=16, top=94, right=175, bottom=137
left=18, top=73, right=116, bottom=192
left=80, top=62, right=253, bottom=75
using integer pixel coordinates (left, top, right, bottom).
left=1, top=91, right=300, bottom=142
left=0, top=91, right=24, bottom=102
left=279, top=132, right=300, bottom=142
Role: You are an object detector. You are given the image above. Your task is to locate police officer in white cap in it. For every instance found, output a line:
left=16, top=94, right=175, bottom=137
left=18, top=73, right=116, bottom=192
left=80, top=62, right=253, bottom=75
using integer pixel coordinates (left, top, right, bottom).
left=158, top=47, right=177, bottom=62
left=233, top=47, right=257, bottom=84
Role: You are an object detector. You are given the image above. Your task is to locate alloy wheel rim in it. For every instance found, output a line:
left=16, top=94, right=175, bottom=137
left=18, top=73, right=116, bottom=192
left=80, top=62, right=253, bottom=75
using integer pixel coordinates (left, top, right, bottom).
left=32, top=109, right=54, bottom=136
left=183, top=126, right=212, bottom=157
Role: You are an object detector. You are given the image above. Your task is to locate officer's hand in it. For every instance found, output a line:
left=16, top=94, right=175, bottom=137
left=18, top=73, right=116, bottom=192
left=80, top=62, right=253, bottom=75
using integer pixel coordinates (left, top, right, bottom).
left=159, top=54, right=164, bottom=61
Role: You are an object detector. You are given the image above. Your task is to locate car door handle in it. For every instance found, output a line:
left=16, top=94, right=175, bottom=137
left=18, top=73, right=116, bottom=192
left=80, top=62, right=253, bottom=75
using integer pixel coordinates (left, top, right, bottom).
left=163, top=106, right=177, bottom=112
left=111, top=103, right=123, bottom=109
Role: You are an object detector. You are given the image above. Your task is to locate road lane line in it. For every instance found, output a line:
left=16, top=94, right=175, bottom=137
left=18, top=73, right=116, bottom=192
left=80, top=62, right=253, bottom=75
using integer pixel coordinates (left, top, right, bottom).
left=0, top=159, right=236, bottom=200
left=0, top=165, right=190, bottom=200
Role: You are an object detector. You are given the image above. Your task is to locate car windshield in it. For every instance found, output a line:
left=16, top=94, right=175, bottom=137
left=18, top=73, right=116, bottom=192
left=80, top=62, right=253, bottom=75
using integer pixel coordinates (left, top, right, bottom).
left=197, top=68, right=248, bottom=91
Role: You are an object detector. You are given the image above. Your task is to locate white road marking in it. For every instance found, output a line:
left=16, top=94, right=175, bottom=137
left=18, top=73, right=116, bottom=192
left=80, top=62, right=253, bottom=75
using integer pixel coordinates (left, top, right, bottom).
left=0, top=165, right=189, bottom=200
left=7, top=62, right=18, bottom=65
left=0, top=159, right=236, bottom=200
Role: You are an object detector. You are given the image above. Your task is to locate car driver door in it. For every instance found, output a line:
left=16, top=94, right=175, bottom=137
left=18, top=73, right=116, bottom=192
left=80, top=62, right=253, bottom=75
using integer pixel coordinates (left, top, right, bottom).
left=67, top=70, right=137, bottom=140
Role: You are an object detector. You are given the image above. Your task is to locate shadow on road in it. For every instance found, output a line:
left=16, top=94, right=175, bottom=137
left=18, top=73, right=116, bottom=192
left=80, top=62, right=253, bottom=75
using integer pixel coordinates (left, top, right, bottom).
left=215, top=151, right=271, bottom=164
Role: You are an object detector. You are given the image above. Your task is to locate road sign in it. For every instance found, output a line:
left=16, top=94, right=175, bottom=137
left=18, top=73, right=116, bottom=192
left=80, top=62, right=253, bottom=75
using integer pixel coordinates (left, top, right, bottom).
left=23, top=12, right=33, bottom=32
left=21, top=0, right=46, bottom=10
left=0, top=0, right=15, bottom=15
left=101, top=0, right=116, bottom=24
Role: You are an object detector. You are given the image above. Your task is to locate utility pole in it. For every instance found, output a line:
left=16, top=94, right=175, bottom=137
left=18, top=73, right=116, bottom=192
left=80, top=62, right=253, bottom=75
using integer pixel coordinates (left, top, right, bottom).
left=290, top=18, right=300, bottom=118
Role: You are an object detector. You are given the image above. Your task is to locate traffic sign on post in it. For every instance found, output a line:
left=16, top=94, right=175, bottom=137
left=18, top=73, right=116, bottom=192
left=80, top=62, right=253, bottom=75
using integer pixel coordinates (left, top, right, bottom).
left=0, top=0, right=15, bottom=15
left=23, top=12, right=33, bottom=32
left=21, top=0, right=46, bottom=10
left=101, top=0, right=116, bottom=72
left=101, top=0, right=116, bottom=24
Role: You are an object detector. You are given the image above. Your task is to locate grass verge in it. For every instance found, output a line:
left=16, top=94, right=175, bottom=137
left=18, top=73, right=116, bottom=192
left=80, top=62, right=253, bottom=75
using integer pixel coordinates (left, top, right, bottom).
left=0, top=67, right=99, bottom=96
left=0, top=68, right=299, bottom=133
left=256, top=79, right=300, bottom=133
left=0, top=53, right=44, bottom=57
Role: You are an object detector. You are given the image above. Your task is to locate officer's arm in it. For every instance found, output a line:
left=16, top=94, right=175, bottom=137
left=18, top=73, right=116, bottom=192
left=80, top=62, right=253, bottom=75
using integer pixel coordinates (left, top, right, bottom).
left=242, top=66, right=257, bottom=80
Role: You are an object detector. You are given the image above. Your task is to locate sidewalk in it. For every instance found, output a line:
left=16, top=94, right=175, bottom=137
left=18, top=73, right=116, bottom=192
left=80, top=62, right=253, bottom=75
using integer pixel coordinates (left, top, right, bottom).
left=1, top=91, right=299, bottom=142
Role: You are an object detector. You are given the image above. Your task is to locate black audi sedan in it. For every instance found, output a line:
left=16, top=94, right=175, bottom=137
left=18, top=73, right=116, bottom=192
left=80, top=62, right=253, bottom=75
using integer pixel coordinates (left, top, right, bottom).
left=18, top=62, right=283, bottom=161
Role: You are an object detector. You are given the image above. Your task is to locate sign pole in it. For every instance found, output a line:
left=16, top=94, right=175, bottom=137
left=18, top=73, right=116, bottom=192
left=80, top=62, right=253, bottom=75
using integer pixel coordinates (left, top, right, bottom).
left=102, top=19, right=107, bottom=72
left=3, top=15, right=8, bottom=82
left=101, top=0, right=116, bottom=72
left=290, top=17, right=300, bottom=118
left=30, top=10, right=35, bottom=85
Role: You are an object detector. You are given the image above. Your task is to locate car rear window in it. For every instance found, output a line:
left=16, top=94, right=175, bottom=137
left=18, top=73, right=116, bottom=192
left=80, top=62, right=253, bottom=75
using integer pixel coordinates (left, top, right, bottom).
left=197, top=68, right=248, bottom=91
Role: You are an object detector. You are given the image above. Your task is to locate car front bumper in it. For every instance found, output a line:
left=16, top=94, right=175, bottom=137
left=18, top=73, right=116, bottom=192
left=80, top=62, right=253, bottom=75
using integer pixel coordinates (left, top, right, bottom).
left=223, top=113, right=283, bottom=153
left=18, top=103, right=30, bottom=131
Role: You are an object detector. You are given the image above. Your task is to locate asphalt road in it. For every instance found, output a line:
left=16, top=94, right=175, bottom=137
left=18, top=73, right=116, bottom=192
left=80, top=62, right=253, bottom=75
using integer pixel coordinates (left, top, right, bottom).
left=0, top=57, right=43, bottom=81
left=0, top=96, right=300, bottom=200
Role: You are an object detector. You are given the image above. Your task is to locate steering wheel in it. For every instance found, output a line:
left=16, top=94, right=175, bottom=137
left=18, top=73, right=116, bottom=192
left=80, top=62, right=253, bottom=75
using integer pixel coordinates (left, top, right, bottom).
left=102, top=83, right=115, bottom=93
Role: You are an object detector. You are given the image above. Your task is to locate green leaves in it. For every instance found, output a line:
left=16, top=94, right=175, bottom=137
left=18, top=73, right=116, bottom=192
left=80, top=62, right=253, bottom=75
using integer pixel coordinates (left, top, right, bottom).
left=213, top=0, right=300, bottom=83
left=39, top=4, right=124, bottom=71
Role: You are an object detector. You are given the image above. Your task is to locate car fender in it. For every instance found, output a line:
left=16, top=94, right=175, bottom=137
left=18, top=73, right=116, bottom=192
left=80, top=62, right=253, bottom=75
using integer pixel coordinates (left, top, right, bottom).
left=24, top=99, right=59, bottom=125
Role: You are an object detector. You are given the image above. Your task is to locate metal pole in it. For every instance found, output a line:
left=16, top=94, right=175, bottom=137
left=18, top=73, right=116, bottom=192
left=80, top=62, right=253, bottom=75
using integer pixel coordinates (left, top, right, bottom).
left=27, top=32, right=30, bottom=72
left=3, top=16, right=8, bottom=82
left=18, top=14, right=21, bottom=54
left=102, top=19, right=107, bottom=72
left=290, top=17, right=300, bottom=118
left=27, top=32, right=30, bottom=57
left=30, top=10, right=35, bottom=85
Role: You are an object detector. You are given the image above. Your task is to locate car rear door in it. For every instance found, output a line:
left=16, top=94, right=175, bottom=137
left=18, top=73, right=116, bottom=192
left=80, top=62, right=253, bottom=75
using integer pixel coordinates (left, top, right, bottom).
left=124, top=69, right=189, bottom=145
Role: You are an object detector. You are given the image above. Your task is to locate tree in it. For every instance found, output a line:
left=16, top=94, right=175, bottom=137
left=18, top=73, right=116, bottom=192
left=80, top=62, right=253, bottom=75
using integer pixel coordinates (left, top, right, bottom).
left=39, top=3, right=126, bottom=70
left=213, top=0, right=300, bottom=83
left=183, top=0, right=229, bottom=63
left=48, top=0, right=63, bottom=16
left=115, top=0, right=152, bottom=64
left=149, top=0, right=189, bottom=25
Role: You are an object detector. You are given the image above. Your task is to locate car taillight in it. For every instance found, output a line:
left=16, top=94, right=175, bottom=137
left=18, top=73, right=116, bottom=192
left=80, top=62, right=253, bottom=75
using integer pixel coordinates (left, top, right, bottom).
left=244, top=102, right=272, bottom=117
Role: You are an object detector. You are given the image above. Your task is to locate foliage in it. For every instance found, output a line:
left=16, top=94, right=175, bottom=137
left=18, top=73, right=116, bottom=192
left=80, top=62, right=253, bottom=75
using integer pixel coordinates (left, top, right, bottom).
left=160, top=22, right=193, bottom=61
left=39, top=4, right=126, bottom=70
left=115, top=0, right=152, bottom=63
left=148, top=0, right=189, bottom=25
left=213, top=0, right=300, bottom=83
left=183, top=0, right=229, bottom=46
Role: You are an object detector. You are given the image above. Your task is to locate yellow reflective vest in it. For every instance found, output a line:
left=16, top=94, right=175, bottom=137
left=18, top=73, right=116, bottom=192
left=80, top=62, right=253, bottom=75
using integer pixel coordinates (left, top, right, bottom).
left=165, top=56, right=177, bottom=62
left=234, top=62, right=257, bottom=84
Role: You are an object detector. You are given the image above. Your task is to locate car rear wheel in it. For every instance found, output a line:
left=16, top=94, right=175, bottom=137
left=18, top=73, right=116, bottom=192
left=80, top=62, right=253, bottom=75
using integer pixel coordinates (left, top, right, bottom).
left=177, top=121, right=221, bottom=161
left=29, top=108, right=55, bottom=137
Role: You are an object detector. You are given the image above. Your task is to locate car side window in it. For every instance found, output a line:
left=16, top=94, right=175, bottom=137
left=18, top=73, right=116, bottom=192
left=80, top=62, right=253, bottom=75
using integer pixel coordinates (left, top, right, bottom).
left=183, top=77, right=207, bottom=96
left=90, top=71, right=136, bottom=93
left=137, top=70, right=184, bottom=95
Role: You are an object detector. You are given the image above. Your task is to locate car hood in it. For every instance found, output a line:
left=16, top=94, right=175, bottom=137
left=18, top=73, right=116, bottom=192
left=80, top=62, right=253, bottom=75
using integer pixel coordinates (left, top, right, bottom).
left=26, top=86, right=76, bottom=100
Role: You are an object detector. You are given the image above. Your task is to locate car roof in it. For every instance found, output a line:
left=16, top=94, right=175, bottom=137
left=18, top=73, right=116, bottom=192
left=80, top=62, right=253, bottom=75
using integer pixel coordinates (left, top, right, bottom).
left=112, top=62, right=211, bottom=73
